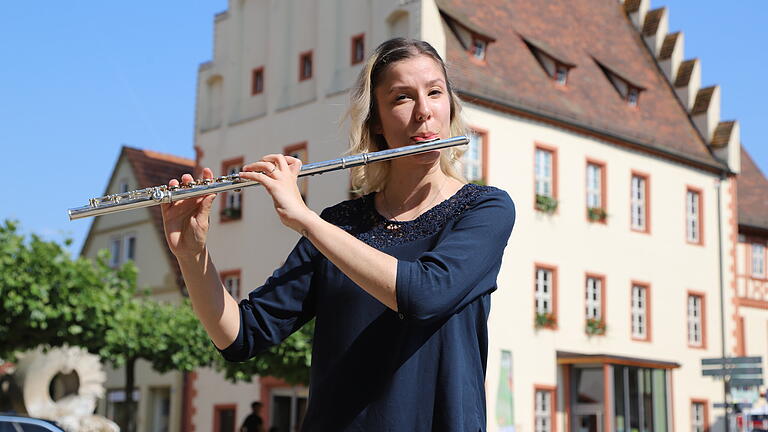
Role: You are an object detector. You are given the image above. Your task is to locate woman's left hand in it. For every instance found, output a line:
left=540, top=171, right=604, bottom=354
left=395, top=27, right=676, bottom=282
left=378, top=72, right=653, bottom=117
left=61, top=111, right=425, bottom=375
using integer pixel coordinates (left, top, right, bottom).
left=240, top=154, right=317, bottom=233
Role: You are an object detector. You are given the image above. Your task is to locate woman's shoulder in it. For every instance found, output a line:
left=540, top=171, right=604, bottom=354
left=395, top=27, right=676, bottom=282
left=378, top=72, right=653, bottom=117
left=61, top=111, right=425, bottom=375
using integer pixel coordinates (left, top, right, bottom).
left=319, top=194, right=375, bottom=229
left=447, top=183, right=514, bottom=216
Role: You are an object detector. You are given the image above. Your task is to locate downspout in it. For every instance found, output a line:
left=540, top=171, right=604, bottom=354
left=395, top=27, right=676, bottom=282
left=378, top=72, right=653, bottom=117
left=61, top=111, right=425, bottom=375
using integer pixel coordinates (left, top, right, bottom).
left=716, top=175, right=730, bottom=431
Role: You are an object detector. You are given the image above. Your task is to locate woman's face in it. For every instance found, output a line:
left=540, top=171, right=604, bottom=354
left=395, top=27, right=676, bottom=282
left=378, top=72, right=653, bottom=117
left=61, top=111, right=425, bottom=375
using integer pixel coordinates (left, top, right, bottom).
left=373, top=55, right=452, bottom=160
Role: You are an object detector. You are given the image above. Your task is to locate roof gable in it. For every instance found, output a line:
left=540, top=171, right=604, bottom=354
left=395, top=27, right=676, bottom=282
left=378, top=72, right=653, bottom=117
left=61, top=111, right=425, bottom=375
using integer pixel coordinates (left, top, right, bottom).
left=738, top=146, right=768, bottom=232
left=437, top=0, right=719, bottom=168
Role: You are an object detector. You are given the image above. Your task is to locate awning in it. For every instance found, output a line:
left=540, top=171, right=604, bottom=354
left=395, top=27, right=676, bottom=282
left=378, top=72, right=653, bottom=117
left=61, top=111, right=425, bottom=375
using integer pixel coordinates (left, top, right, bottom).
left=557, top=351, right=681, bottom=369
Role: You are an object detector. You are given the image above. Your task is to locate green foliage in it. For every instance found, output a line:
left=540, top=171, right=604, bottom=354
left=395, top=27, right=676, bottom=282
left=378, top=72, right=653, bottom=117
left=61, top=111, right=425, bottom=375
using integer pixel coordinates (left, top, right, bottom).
left=585, top=318, right=606, bottom=336
left=587, top=207, right=607, bottom=222
left=535, top=194, right=558, bottom=213
left=216, top=320, right=314, bottom=386
left=534, top=312, right=557, bottom=329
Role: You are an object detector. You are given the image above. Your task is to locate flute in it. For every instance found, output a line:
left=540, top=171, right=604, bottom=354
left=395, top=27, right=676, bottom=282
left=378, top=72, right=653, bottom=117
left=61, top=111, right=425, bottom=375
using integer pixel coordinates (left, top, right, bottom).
left=67, top=136, right=469, bottom=220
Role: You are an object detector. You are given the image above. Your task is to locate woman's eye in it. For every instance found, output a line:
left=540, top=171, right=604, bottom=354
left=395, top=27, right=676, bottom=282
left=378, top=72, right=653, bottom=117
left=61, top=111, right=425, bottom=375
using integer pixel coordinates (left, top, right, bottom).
left=429, top=89, right=443, bottom=96
left=395, top=94, right=409, bottom=101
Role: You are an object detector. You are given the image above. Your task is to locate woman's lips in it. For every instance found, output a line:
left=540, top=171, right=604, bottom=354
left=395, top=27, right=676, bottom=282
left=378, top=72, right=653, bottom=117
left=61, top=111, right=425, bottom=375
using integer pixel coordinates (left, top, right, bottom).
left=411, top=134, right=440, bottom=142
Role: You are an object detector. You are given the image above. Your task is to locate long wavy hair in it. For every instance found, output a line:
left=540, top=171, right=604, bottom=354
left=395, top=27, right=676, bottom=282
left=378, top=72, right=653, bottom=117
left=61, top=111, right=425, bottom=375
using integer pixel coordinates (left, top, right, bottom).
left=345, top=38, right=467, bottom=195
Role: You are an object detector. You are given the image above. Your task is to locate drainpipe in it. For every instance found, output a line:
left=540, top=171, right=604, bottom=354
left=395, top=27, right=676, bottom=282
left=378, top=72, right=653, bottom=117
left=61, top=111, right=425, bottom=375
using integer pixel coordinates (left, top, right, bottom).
left=716, top=175, right=730, bottom=431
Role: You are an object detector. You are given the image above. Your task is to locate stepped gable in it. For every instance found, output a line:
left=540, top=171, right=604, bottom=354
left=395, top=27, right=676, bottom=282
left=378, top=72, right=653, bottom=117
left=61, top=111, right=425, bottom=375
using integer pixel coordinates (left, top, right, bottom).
left=737, top=147, right=768, bottom=232
left=642, top=8, right=665, bottom=36
left=659, top=32, right=680, bottom=60
left=123, top=147, right=195, bottom=294
left=712, top=121, right=736, bottom=148
left=674, top=59, right=696, bottom=86
left=691, top=86, right=716, bottom=115
left=438, top=0, right=718, bottom=168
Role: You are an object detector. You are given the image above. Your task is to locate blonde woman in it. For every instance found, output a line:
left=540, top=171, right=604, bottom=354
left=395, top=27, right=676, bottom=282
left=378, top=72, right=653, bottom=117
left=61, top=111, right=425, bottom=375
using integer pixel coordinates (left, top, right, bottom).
left=161, top=38, right=515, bottom=431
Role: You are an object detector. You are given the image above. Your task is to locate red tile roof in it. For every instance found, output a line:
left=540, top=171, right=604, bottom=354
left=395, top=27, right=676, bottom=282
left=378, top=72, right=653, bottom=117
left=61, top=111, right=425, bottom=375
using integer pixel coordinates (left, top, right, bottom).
left=437, top=0, right=720, bottom=169
left=122, top=147, right=195, bottom=294
left=738, top=147, right=768, bottom=232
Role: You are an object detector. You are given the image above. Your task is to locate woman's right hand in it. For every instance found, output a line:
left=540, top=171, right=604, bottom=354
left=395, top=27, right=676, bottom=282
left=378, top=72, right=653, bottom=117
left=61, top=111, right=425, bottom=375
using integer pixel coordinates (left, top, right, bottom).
left=160, top=167, right=217, bottom=260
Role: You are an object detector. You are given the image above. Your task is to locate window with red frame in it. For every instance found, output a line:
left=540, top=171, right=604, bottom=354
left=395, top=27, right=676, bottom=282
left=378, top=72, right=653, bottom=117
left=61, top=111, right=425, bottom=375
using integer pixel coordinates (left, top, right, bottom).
left=251, top=67, right=264, bottom=95
left=351, top=34, right=365, bottom=65
left=686, top=188, right=703, bottom=244
left=221, top=158, right=244, bottom=221
left=753, top=243, right=766, bottom=277
left=534, top=387, right=555, bottom=432
left=631, top=283, right=650, bottom=341
left=687, top=293, right=705, bottom=347
left=220, top=270, right=241, bottom=299
left=586, top=161, right=606, bottom=222
left=534, top=266, right=557, bottom=328
left=585, top=275, right=605, bottom=335
left=299, top=51, right=313, bottom=81
left=630, top=173, right=649, bottom=232
left=213, top=404, right=236, bottom=432
left=691, top=401, right=707, bottom=432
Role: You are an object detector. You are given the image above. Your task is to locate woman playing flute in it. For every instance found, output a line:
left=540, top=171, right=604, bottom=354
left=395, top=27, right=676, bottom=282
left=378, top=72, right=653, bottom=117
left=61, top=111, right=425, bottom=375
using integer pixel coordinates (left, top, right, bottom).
left=161, top=38, right=515, bottom=431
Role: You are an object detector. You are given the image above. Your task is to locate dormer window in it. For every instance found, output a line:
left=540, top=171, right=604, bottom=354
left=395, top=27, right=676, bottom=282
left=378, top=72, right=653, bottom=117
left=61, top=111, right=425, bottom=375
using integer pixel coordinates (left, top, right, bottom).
left=595, top=59, right=645, bottom=107
left=472, top=37, right=487, bottom=60
left=523, top=38, right=575, bottom=87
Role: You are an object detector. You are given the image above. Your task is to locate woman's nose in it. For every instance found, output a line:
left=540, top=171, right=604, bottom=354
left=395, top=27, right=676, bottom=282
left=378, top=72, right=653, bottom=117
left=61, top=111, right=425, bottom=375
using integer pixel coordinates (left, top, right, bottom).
left=414, top=97, right=432, bottom=122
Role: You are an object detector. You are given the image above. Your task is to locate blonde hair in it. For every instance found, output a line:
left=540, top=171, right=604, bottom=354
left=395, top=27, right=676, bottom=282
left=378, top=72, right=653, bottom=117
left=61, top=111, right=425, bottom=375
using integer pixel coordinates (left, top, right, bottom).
left=345, top=38, right=467, bottom=195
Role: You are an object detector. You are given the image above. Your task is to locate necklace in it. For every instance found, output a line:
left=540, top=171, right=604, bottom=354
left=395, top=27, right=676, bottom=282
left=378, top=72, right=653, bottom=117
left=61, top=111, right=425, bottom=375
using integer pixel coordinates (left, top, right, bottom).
left=382, top=179, right=448, bottom=222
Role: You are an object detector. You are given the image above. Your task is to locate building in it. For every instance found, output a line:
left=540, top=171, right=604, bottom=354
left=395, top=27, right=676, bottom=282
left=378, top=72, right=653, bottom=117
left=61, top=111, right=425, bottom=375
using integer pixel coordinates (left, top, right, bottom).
left=155, top=0, right=751, bottom=430
left=81, top=147, right=204, bottom=432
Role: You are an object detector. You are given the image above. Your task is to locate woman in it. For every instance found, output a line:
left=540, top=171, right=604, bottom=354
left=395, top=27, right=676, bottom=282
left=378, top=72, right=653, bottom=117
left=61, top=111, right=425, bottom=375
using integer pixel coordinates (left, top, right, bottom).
left=161, top=38, right=515, bottom=431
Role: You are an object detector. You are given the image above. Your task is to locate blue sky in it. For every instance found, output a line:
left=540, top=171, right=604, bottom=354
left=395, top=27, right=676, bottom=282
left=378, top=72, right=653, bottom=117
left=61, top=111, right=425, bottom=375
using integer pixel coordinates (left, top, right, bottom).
left=1, top=1, right=765, bottom=255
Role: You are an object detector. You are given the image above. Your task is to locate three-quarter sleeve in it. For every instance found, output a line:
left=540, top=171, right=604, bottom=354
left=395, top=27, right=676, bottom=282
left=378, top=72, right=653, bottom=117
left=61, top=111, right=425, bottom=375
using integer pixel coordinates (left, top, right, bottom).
left=219, top=236, right=320, bottom=362
left=395, top=190, right=515, bottom=324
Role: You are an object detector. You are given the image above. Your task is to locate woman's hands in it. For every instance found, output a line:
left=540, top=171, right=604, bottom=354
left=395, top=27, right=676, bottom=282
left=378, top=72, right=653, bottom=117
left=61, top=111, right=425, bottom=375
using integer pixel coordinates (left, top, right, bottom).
left=240, top=154, right=319, bottom=234
left=160, top=167, right=216, bottom=261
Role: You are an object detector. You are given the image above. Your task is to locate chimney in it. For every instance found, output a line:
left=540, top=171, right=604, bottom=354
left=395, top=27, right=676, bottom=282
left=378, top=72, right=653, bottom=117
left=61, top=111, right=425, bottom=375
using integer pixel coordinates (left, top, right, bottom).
left=674, top=58, right=701, bottom=111
left=642, top=8, right=668, bottom=56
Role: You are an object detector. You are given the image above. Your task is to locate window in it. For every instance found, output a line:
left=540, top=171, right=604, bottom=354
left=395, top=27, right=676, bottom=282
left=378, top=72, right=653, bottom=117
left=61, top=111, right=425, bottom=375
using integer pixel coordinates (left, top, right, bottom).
left=631, top=284, right=650, bottom=341
left=472, top=37, right=487, bottom=60
left=691, top=400, right=707, bottom=432
left=106, top=389, right=140, bottom=432
left=535, top=145, right=557, bottom=213
left=251, top=67, right=264, bottom=95
left=299, top=51, right=313, bottom=81
left=586, top=161, right=606, bottom=222
left=124, top=234, right=136, bottom=262
left=752, top=243, right=765, bottom=277
left=147, top=387, right=171, bottom=432
left=119, top=179, right=130, bottom=193
left=351, top=34, right=365, bottom=65
left=627, top=86, right=640, bottom=106
left=534, top=387, right=555, bottom=432
left=613, top=367, right=670, bottom=431
left=220, top=157, right=244, bottom=221
left=585, top=275, right=605, bottom=335
left=213, top=404, right=236, bottom=432
left=534, top=266, right=557, bottom=328
left=220, top=270, right=241, bottom=299
left=687, top=293, right=705, bottom=348
left=686, top=188, right=702, bottom=244
left=271, top=389, right=308, bottom=432
left=555, top=63, right=569, bottom=85
left=462, top=129, right=485, bottom=184
left=595, top=60, right=644, bottom=106
left=284, top=142, right=309, bottom=200
left=631, top=173, right=649, bottom=232
left=110, top=236, right=122, bottom=267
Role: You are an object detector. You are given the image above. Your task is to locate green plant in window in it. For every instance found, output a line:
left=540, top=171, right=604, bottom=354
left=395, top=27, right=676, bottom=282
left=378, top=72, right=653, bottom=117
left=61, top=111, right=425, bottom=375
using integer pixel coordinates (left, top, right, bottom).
left=535, top=312, right=557, bottom=328
left=585, top=318, right=606, bottom=335
left=222, top=207, right=241, bottom=219
left=535, top=194, right=558, bottom=213
left=587, top=207, right=607, bottom=222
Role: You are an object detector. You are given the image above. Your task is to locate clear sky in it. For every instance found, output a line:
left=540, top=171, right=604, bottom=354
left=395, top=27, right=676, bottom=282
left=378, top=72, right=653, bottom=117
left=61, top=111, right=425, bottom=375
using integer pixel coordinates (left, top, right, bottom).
left=1, top=1, right=766, bottom=255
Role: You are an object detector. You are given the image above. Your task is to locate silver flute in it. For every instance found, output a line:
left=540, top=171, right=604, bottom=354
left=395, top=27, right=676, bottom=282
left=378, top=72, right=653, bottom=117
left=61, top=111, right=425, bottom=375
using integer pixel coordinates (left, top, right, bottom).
left=68, top=136, right=469, bottom=220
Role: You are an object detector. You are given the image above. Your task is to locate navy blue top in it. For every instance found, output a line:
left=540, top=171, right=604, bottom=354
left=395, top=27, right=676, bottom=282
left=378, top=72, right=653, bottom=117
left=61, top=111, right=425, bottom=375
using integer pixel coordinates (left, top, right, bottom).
left=220, top=184, right=516, bottom=431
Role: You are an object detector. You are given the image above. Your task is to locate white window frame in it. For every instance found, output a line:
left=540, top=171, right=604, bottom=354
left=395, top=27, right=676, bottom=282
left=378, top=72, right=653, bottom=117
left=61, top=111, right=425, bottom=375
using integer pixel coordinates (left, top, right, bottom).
left=472, top=38, right=486, bottom=60
left=631, top=175, right=647, bottom=231
left=270, top=387, right=308, bottom=432
left=223, top=274, right=240, bottom=299
left=535, top=149, right=553, bottom=198
left=462, top=131, right=484, bottom=183
left=534, top=389, right=552, bottom=432
left=586, top=163, right=602, bottom=209
left=631, top=285, right=647, bottom=339
left=555, top=63, right=568, bottom=85
left=752, top=243, right=765, bottom=278
left=535, top=268, right=553, bottom=314
left=691, top=402, right=705, bottom=432
left=686, top=190, right=701, bottom=243
left=687, top=295, right=703, bottom=346
left=586, top=277, right=602, bottom=320
left=627, top=86, right=640, bottom=106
